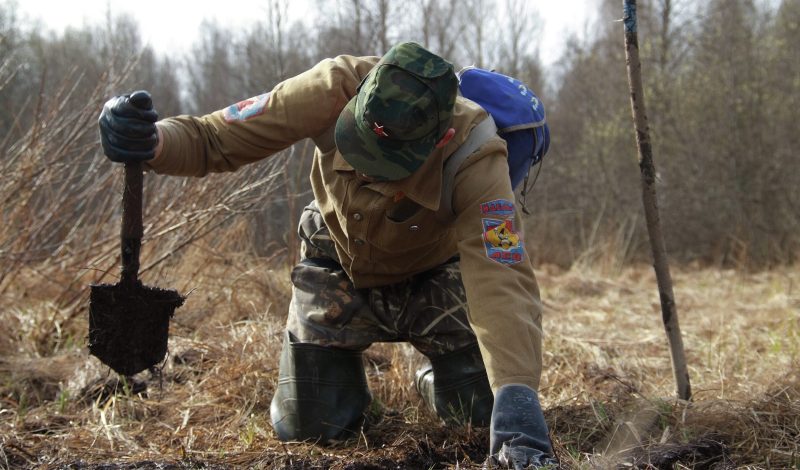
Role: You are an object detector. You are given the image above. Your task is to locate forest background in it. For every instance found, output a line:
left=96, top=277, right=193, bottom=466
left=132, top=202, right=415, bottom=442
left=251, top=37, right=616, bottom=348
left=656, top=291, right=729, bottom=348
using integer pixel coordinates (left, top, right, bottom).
left=3, top=0, right=798, bottom=271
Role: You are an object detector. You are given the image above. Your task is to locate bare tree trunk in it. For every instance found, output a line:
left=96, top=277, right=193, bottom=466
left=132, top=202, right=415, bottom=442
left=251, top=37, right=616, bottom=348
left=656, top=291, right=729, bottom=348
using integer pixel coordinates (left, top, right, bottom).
left=269, top=0, right=287, bottom=80
left=352, top=0, right=362, bottom=53
left=503, top=0, right=524, bottom=76
left=622, top=0, right=691, bottom=401
left=434, top=2, right=461, bottom=60
left=475, top=3, right=484, bottom=67
left=659, top=0, right=672, bottom=71
left=464, top=0, right=487, bottom=66
left=419, top=0, right=432, bottom=46
left=376, top=0, right=390, bottom=53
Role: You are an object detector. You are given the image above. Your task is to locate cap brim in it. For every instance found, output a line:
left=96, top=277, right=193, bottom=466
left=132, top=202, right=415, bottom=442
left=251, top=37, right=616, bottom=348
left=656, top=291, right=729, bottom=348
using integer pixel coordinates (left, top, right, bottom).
left=335, top=97, right=436, bottom=181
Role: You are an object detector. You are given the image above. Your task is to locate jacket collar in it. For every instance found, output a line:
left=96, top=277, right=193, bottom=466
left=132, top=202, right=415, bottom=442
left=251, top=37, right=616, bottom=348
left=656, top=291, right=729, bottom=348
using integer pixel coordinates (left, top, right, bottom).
left=330, top=97, right=481, bottom=211
left=332, top=146, right=449, bottom=211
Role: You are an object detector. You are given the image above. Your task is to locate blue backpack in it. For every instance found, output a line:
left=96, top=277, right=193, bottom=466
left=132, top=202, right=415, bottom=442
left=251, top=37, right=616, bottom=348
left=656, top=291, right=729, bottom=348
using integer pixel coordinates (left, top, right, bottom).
left=440, top=66, right=550, bottom=217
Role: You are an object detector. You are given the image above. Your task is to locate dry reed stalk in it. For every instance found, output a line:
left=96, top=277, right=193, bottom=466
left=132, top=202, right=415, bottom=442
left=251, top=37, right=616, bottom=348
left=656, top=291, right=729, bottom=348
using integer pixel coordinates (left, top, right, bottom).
left=622, top=0, right=690, bottom=401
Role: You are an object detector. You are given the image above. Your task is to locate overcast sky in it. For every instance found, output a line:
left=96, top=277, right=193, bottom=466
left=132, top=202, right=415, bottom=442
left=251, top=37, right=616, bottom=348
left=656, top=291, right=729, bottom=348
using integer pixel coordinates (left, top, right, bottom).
left=13, top=0, right=597, bottom=68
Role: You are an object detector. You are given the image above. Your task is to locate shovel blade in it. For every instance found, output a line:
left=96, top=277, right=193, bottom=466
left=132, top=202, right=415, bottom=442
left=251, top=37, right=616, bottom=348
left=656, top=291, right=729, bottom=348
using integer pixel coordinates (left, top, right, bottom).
left=89, top=282, right=184, bottom=376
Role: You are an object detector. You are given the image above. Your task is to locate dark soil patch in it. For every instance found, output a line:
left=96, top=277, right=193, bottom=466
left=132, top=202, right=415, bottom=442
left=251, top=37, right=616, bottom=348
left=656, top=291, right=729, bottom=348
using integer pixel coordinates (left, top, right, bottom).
left=60, top=461, right=227, bottom=470
left=10, top=412, right=739, bottom=470
left=630, top=435, right=733, bottom=469
left=89, top=282, right=184, bottom=376
left=51, top=421, right=489, bottom=470
left=78, top=375, right=150, bottom=405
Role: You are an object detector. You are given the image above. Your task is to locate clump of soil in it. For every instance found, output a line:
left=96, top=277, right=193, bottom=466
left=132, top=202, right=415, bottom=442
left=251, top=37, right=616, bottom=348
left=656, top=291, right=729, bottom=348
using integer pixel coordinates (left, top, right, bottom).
left=631, top=436, right=731, bottom=469
left=89, top=282, right=184, bottom=376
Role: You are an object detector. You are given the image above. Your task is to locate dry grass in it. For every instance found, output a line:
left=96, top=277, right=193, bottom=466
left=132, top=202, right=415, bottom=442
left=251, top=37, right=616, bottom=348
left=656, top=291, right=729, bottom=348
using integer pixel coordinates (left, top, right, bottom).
left=1, top=80, right=799, bottom=470
left=1, top=257, right=798, bottom=469
left=538, top=264, right=800, bottom=468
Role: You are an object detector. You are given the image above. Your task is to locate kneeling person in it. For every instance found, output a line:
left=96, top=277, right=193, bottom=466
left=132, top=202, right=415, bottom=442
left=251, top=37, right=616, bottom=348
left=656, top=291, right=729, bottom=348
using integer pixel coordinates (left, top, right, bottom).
left=98, top=42, right=556, bottom=468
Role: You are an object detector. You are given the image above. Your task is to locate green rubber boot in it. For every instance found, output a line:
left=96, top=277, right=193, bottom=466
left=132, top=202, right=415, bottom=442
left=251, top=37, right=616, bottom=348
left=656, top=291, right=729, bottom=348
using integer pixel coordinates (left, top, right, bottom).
left=414, top=343, right=494, bottom=426
left=270, top=333, right=371, bottom=443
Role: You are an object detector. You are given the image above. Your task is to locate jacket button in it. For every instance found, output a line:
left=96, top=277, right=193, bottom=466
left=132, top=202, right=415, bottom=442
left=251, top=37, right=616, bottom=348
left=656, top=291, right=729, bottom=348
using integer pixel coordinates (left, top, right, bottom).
left=409, top=225, right=420, bottom=232
left=353, top=212, right=363, bottom=221
left=354, top=238, right=365, bottom=246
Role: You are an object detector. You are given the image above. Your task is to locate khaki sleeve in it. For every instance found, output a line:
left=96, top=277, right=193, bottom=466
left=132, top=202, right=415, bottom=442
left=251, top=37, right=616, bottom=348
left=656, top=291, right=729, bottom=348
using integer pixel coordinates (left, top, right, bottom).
left=145, top=55, right=380, bottom=177
left=452, top=146, right=543, bottom=393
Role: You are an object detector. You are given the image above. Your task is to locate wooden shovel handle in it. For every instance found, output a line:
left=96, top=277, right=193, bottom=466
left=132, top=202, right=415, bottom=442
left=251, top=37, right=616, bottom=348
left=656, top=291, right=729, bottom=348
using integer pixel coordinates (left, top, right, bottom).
left=120, top=161, right=143, bottom=287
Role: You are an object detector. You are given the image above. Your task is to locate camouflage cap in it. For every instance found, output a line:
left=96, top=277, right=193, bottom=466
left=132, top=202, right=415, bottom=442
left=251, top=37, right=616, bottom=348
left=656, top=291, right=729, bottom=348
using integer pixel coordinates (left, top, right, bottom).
left=335, top=42, right=458, bottom=181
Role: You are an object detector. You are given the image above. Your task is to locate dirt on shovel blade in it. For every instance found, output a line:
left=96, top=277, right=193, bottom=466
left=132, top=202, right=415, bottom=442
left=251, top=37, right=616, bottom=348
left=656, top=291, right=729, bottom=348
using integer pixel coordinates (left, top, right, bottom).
left=89, top=282, right=185, bottom=376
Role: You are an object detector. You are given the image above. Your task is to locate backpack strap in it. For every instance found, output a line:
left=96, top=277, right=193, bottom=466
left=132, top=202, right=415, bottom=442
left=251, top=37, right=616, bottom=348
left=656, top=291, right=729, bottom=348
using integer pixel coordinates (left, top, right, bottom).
left=439, top=115, right=498, bottom=221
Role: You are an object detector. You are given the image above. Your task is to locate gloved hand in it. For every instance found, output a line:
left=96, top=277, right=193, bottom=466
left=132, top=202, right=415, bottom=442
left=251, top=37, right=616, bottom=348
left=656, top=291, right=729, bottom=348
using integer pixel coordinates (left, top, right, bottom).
left=487, top=384, right=558, bottom=469
left=98, top=90, right=159, bottom=163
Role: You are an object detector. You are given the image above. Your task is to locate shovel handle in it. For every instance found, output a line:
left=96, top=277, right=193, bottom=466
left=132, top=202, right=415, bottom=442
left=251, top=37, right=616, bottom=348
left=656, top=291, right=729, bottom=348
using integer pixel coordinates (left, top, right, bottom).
left=121, top=161, right=143, bottom=287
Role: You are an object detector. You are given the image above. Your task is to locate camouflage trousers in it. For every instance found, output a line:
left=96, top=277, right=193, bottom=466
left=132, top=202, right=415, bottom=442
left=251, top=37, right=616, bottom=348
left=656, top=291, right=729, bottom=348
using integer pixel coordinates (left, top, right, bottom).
left=286, top=201, right=479, bottom=358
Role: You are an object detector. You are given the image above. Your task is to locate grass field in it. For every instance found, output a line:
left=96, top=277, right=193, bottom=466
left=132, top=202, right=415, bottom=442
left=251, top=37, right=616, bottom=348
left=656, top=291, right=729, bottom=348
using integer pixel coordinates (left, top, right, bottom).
left=1, top=248, right=798, bottom=469
left=0, top=96, right=797, bottom=468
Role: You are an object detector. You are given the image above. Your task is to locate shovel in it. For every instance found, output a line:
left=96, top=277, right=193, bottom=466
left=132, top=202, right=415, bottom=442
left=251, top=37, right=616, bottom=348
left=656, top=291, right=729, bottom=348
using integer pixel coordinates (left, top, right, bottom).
left=89, top=154, right=184, bottom=376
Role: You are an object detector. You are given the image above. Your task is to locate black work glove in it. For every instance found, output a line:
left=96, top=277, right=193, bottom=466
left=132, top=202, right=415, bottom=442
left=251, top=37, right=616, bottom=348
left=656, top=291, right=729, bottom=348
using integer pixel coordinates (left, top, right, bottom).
left=98, top=90, right=159, bottom=163
left=486, top=384, right=558, bottom=469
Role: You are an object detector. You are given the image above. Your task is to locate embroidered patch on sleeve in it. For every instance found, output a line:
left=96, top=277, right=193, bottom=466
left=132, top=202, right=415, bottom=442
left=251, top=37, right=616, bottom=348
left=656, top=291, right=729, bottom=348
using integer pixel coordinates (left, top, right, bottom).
left=223, top=93, right=271, bottom=122
left=482, top=217, right=524, bottom=265
left=480, top=199, right=515, bottom=217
